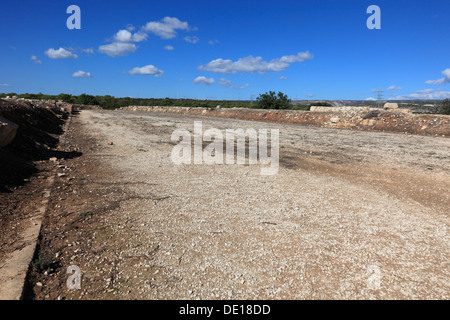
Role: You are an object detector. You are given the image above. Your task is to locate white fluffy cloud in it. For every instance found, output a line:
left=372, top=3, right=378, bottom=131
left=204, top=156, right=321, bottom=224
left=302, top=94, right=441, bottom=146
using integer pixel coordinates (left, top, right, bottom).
left=143, top=17, right=190, bottom=39
left=114, top=29, right=132, bottom=42
left=72, top=70, right=92, bottom=78
left=99, top=29, right=145, bottom=57
left=99, top=17, right=193, bottom=57
left=218, top=78, right=250, bottom=89
left=387, top=85, right=402, bottom=90
left=0, top=83, right=10, bottom=87
left=391, top=88, right=450, bottom=100
left=45, top=47, right=78, bottom=59
left=193, top=76, right=215, bottom=85
left=198, top=51, right=313, bottom=74
left=113, top=29, right=147, bottom=42
left=416, top=89, right=434, bottom=94
left=184, top=36, right=199, bottom=44
left=82, top=48, right=94, bottom=54
left=98, top=42, right=137, bottom=57
left=425, top=68, right=450, bottom=85
left=30, top=55, right=42, bottom=64
left=127, top=65, right=164, bottom=77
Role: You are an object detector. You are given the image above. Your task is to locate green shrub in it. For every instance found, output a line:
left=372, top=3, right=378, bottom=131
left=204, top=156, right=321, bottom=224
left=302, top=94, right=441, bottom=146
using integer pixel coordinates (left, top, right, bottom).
left=256, top=91, right=291, bottom=109
left=31, top=254, right=51, bottom=273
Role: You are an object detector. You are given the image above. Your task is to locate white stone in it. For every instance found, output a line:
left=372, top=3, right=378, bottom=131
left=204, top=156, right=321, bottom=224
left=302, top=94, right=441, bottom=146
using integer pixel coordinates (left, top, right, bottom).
left=383, top=103, right=398, bottom=110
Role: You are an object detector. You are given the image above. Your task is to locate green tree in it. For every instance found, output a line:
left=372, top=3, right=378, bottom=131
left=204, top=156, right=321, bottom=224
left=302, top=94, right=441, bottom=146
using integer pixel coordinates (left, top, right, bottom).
left=442, top=99, right=450, bottom=115
left=75, top=93, right=99, bottom=105
left=57, top=93, right=75, bottom=103
left=256, top=91, right=291, bottom=109
left=96, top=95, right=116, bottom=109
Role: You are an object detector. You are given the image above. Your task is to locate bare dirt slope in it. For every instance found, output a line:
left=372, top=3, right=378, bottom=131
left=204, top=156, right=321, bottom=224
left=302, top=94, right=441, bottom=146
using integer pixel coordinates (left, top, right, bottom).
left=27, top=109, right=449, bottom=300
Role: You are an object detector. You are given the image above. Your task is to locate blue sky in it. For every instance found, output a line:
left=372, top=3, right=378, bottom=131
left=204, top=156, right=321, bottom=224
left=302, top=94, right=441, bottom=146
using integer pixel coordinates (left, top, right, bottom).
left=0, top=0, right=449, bottom=100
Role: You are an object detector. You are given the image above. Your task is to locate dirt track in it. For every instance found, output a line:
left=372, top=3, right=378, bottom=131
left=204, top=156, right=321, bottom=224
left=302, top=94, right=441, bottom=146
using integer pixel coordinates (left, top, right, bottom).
left=26, top=109, right=449, bottom=300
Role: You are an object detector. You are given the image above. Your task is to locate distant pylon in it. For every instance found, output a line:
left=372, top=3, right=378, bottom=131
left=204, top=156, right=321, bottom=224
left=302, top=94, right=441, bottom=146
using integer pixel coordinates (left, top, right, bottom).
left=375, top=87, right=384, bottom=108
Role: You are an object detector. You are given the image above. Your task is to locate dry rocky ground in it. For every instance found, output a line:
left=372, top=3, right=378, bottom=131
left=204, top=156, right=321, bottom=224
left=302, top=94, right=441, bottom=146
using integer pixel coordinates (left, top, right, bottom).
left=16, top=109, right=450, bottom=299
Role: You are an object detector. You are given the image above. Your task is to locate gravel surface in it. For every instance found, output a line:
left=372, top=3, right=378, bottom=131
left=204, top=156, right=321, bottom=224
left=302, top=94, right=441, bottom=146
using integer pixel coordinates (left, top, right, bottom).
left=28, top=109, right=449, bottom=300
